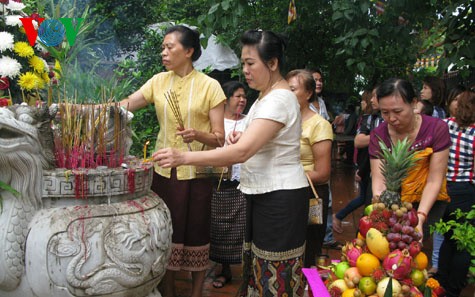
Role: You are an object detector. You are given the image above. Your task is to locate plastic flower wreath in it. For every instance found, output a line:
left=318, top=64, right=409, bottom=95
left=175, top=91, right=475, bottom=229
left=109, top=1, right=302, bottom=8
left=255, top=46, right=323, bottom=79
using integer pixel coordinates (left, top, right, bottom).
left=0, top=0, right=59, bottom=105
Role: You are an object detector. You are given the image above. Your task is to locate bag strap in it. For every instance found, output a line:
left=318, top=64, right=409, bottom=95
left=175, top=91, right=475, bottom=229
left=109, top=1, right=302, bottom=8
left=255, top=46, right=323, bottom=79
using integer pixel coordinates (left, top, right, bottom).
left=200, top=132, right=223, bottom=151
left=305, top=173, right=320, bottom=199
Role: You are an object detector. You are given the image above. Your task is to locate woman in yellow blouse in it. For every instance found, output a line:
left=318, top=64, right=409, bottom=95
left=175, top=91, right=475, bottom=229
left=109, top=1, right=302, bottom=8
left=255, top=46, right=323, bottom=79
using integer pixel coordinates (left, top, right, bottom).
left=120, top=25, right=226, bottom=297
left=287, top=69, right=333, bottom=267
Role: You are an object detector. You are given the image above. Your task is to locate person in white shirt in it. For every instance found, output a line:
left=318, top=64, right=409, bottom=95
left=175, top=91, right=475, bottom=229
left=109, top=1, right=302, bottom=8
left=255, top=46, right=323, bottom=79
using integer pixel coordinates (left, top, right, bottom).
left=154, top=29, right=309, bottom=297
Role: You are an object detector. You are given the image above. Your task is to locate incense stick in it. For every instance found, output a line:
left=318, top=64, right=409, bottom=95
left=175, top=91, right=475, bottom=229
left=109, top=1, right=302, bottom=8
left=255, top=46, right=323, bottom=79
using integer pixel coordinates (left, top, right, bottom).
left=165, top=90, right=192, bottom=151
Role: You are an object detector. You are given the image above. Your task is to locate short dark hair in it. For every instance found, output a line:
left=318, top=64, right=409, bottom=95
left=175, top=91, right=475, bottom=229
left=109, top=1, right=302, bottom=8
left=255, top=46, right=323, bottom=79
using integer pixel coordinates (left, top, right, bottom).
left=447, top=85, right=466, bottom=108
left=422, top=76, right=445, bottom=107
left=377, top=78, right=416, bottom=105
left=222, top=81, right=246, bottom=99
left=165, top=25, right=202, bottom=61
left=240, top=29, right=287, bottom=71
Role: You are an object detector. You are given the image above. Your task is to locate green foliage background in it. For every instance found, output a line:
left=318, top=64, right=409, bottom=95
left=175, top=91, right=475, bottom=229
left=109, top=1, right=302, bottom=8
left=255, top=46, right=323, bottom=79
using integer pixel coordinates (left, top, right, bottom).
left=22, top=0, right=474, bottom=157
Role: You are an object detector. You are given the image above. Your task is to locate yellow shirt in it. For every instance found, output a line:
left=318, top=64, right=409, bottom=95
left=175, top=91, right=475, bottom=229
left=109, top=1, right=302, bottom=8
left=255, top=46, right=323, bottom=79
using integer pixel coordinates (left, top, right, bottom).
left=300, top=113, right=333, bottom=172
left=140, top=69, right=226, bottom=180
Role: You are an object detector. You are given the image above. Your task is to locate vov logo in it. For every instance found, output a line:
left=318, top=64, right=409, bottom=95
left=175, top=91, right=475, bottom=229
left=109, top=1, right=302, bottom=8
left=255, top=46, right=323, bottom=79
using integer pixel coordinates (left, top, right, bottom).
left=20, top=16, right=84, bottom=47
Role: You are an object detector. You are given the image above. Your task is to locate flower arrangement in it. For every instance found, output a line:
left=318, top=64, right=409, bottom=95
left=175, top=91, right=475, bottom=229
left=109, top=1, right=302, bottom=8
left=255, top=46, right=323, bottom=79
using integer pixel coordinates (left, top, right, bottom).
left=0, top=0, right=59, bottom=105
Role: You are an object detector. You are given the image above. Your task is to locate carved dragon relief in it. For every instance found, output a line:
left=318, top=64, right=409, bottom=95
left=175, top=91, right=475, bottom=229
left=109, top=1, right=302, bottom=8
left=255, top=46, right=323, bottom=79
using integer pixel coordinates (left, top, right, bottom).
left=0, top=105, right=56, bottom=291
left=48, top=199, right=172, bottom=295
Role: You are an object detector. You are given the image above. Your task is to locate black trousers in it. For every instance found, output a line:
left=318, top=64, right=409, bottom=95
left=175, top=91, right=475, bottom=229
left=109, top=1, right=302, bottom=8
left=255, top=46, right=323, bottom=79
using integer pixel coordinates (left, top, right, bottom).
left=435, top=182, right=475, bottom=297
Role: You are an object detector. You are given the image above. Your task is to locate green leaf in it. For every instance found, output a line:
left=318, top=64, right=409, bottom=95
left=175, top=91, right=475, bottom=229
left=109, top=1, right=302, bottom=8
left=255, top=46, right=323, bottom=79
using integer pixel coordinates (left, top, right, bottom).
left=0, top=181, right=20, bottom=198
left=383, top=277, right=393, bottom=297
left=357, top=62, right=366, bottom=73
left=332, top=11, right=344, bottom=21
left=208, top=3, right=220, bottom=14
left=221, top=0, right=230, bottom=10
left=361, top=38, right=370, bottom=49
left=353, top=28, right=368, bottom=37
left=424, top=286, right=432, bottom=297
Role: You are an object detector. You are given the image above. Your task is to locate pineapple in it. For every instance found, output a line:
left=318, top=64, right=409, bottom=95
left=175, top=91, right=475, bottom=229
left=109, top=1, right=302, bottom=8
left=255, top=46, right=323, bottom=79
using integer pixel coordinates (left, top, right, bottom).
left=377, top=137, right=418, bottom=208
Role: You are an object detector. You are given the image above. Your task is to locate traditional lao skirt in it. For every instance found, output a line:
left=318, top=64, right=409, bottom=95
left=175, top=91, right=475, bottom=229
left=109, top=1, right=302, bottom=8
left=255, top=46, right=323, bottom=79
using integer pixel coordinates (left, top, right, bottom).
left=239, top=187, right=309, bottom=297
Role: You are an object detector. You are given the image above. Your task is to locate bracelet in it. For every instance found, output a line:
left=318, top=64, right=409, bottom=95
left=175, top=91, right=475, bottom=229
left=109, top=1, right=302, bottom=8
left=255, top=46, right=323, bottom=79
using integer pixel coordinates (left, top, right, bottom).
left=417, top=211, right=428, bottom=221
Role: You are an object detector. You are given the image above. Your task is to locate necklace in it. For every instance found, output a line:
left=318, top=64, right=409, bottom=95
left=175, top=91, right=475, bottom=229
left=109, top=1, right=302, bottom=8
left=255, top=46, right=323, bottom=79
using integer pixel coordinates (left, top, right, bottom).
left=259, top=78, right=284, bottom=99
left=408, top=114, right=420, bottom=135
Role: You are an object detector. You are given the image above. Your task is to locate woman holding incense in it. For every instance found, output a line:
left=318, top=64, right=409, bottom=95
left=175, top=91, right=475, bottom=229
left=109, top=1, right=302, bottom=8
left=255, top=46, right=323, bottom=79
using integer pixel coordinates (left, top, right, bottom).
left=286, top=69, right=333, bottom=267
left=119, top=25, right=225, bottom=297
left=210, top=80, right=247, bottom=289
left=154, top=29, right=309, bottom=296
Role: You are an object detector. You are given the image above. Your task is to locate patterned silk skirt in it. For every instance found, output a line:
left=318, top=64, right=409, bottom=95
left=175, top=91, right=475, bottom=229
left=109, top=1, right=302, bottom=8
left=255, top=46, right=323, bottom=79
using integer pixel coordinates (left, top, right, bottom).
left=239, top=187, right=309, bottom=297
left=152, top=170, right=213, bottom=272
left=210, top=183, right=246, bottom=264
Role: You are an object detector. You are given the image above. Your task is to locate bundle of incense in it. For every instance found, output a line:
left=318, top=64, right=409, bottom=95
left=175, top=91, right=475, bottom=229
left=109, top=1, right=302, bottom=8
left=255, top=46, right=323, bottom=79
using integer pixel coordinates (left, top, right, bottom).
left=164, top=90, right=192, bottom=151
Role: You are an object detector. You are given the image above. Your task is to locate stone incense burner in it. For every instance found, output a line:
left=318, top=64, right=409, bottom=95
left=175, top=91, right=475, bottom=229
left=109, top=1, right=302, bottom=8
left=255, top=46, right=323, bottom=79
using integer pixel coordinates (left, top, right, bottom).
left=0, top=104, right=172, bottom=297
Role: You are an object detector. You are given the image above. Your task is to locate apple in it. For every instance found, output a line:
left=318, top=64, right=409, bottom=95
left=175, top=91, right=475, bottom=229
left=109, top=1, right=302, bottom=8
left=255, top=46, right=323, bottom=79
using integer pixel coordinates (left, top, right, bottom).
left=359, top=276, right=377, bottom=295
left=358, top=216, right=372, bottom=237
left=334, top=261, right=351, bottom=279
left=410, top=269, right=425, bottom=287
left=364, top=204, right=374, bottom=216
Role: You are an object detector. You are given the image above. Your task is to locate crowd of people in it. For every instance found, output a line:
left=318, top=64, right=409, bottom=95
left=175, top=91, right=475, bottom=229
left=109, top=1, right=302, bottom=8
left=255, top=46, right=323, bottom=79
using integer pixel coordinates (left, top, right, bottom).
left=119, top=25, right=474, bottom=297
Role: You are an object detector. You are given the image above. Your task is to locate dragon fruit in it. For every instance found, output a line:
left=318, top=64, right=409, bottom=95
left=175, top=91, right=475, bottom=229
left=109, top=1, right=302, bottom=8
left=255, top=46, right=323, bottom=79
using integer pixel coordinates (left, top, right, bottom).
left=382, top=249, right=413, bottom=280
left=343, top=242, right=363, bottom=266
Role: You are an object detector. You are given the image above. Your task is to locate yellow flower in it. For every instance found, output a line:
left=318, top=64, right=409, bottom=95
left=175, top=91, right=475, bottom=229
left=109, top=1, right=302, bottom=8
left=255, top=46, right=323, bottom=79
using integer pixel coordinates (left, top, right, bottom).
left=426, top=277, right=440, bottom=289
left=53, top=60, right=62, bottom=79
left=41, top=72, right=50, bottom=84
left=54, top=60, right=62, bottom=71
left=29, top=56, right=47, bottom=73
left=35, top=74, right=45, bottom=89
left=13, top=42, right=35, bottom=58
left=18, top=72, right=40, bottom=90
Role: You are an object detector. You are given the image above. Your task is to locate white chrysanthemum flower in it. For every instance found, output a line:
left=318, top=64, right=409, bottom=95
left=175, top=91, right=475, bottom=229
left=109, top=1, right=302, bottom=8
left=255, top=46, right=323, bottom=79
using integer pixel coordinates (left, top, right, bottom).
left=6, top=15, right=22, bottom=27
left=0, top=56, right=22, bottom=78
left=0, top=32, right=15, bottom=52
left=6, top=1, right=26, bottom=11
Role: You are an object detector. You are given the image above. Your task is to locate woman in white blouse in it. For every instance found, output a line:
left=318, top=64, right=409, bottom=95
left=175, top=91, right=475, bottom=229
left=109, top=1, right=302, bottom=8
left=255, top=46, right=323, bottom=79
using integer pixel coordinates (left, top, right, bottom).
left=154, top=29, right=309, bottom=297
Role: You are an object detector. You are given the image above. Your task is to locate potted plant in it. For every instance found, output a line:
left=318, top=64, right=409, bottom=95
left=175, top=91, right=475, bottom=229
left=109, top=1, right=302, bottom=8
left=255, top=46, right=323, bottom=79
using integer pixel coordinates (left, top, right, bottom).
left=431, top=204, right=475, bottom=284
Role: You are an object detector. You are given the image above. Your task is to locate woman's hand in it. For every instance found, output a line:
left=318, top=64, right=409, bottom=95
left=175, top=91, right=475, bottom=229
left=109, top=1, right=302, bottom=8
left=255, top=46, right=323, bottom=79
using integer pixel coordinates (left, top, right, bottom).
left=153, top=148, right=184, bottom=168
left=416, top=219, right=424, bottom=242
left=226, top=131, right=242, bottom=145
left=176, top=127, right=198, bottom=143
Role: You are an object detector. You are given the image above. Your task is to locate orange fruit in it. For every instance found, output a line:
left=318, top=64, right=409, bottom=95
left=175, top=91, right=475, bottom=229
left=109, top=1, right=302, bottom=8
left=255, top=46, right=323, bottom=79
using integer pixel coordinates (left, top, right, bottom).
left=356, top=253, right=381, bottom=276
left=342, top=288, right=356, bottom=297
left=412, top=252, right=428, bottom=270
